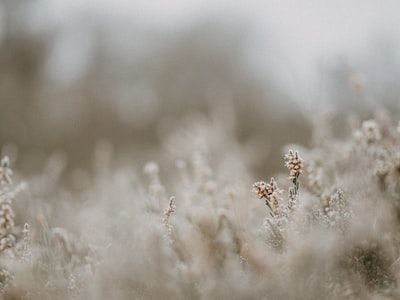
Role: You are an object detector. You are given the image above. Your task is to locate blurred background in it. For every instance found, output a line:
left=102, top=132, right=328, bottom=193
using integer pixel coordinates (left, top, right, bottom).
left=1, top=0, right=400, bottom=181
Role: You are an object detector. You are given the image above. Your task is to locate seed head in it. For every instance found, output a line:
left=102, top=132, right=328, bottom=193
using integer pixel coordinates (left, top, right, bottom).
left=252, top=181, right=267, bottom=199
left=284, top=150, right=303, bottom=183
left=164, top=196, right=176, bottom=218
left=252, top=178, right=282, bottom=212
left=362, top=120, right=381, bottom=143
left=0, top=156, right=12, bottom=185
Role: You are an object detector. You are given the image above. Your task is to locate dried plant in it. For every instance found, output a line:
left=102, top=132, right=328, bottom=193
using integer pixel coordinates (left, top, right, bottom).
left=2, top=2, right=400, bottom=298
left=163, top=196, right=176, bottom=243
left=285, top=149, right=303, bottom=209
left=252, top=178, right=282, bottom=217
left=0, top=109, right=400, bottom=299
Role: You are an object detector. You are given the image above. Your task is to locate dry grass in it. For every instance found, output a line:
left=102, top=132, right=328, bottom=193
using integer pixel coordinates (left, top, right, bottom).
left=1, top=3, right=400, bottom=299
left=0, top=108, right=399, bottom=299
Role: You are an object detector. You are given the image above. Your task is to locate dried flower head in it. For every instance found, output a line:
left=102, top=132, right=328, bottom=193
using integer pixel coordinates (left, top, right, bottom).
left=252, top=178, right=282, bottom=213
left=362, top=120, right=381, bottom=143
left=284, top=150, right=303, bottom=183
left=0, top=156, right=12, bottom=185
left=163, top=196, right=176, bottom=243
left=252, top=181, right=268, bottom=199
left=164, top=196, right=176, bottom=218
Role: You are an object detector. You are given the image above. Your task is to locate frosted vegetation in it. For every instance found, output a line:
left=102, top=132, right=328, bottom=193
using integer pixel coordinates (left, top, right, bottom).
left=2, top=1, right=400, bottom=299
left=1, top=111, right=400, bottom=299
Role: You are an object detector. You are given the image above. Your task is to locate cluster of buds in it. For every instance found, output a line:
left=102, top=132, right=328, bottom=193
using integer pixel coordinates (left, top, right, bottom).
left=252, top=178, right=282, bottom=216
left=285, top=150, right=303, bottom=184
left=162, top=196, right=176, bottom=242
left=253, top=150, right=303, bottom=216
left=362, top=120, right=381, bottom=144
left=163, top=196, right=176, bottom=219
left=0, top=202, right=15, bottom=237
left=0, top=156, right=15, bottom=252
left=0, top=157, right=12, bottom=186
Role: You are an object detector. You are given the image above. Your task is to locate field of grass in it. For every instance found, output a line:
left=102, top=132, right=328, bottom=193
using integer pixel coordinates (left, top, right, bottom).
left=2, top=1, right=400, bottom=299
left=0, top=110, right=400, bottom=299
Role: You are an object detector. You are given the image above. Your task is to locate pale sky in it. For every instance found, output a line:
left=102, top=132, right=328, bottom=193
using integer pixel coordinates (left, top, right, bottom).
left=45, top=0, right=400, bottom=105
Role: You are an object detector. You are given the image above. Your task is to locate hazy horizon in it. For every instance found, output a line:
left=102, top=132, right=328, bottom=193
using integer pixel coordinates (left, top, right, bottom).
left=42, top=0, right=400, bottom=108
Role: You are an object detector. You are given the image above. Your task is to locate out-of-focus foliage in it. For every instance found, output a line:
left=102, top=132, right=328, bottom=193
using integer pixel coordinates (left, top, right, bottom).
left=2, top=1, right=400, bottom=299
left=1, top=109, right=400, bottom=299
left=0, top=0, right=310, bottom=178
